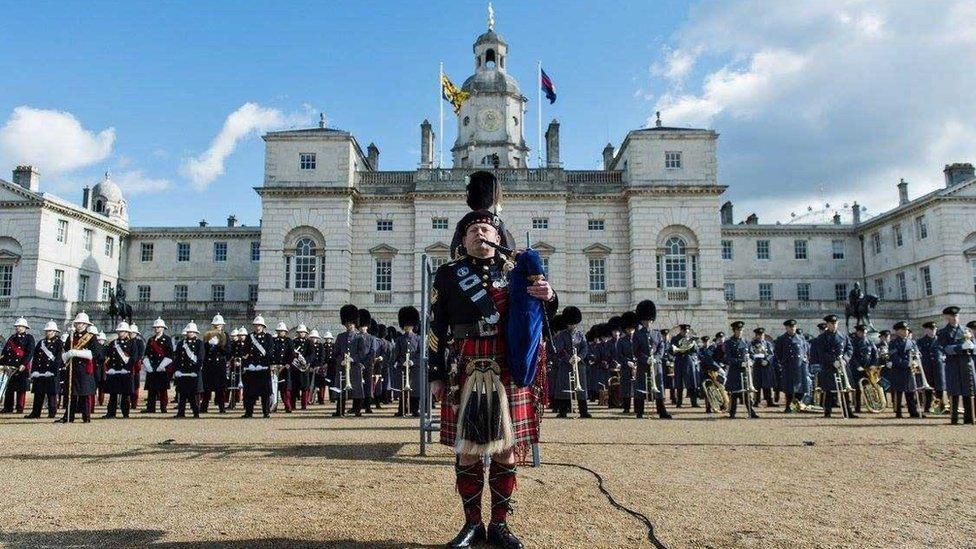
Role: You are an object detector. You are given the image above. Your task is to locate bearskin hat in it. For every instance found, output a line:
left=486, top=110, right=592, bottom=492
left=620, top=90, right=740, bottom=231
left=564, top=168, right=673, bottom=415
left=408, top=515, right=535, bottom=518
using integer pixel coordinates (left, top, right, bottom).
left=398, top=306, right=420, bottom=329
left=357, top=308, right=372, bottom=329
left=550, top=314, right=566, bottom=333
left=562, top=306, right=582, bottom=326
left=386, top=326, right=397, bottom=340
left=375, top=323, right=386, bottom=338
left=607, top=316, right=622, bottom=333
left=635, top=300, right=657, bottom=322
left=466, top=170, right=502, bottom=211
left=340, top=304, right=359, bottom=326
left=621, top=311, right=639, bottom=330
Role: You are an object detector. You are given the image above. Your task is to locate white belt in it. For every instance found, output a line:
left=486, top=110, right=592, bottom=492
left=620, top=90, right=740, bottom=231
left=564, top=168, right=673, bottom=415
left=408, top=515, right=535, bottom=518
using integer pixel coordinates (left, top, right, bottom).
left=173, top=371, right=198, bottom=378
left=244, top=364, right=268, bottom=372
left=30, top=371, right=55, bottom=378
left=106, top=369, right=130, bottom=375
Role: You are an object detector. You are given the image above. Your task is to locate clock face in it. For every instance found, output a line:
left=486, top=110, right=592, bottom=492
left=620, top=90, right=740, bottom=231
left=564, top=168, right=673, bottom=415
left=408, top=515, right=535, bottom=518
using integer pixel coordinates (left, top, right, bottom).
left=478, top=108, right=503, bottom=132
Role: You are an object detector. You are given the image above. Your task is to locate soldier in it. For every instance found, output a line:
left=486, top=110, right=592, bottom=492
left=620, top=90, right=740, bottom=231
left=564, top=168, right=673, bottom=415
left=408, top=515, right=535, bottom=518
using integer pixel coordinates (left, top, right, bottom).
left=291, top=324, right=313, bottom=409
left=917, top=321, right=945, bottom=413
left=26, top=320, right=61, bottom=418
left=848, top=324, right=878, bottom=414
left=333, top=304, right=369, bottom=417
left=141, top=317, right=173, bottom=413
left=316, top=331, right=335, bottom=405
left=774, top=320, right=808, bottom=412
left=810, top=314, right=856, bottom=418
left=670, top=324, right=700, bottom=408
left=384, top=325, right=398, bottom=405
left=103, top=322, right=135, bottom=419
left=393, top=306, right=421, bottom=417
left=200, top=314, right=229, bottom=414
left=723, top=321, right=759, bottom=419
left=747, top=328, right=776, bottom=408
left=357, top=309, right=377, bottom=414
left=551, top=306, right=589, bottom=419
left=614, top=312, right=638, bottom=415
left=700, top=331, right=726, bottom=414
left=936, top=307, right=975, bottom=424
left=227, top=327, right=248, bottom=409
left=270, top=321, right=295, bottom=413
left=1, top=317, right=34, bottom=414
left=633, top=300, right=671, bottom=420
left=128, top=323, right=145, bottom=409
left=60, top=312, right=99, bottom=423
left=173, top=321, right=204, bottom=418
left=90, top=327, right=106, bottom=416
left=371, top=321, right=388, bottom=410
left=242, top=316, right=273, bottom=418
left=888, top=321, right=921, bottom=418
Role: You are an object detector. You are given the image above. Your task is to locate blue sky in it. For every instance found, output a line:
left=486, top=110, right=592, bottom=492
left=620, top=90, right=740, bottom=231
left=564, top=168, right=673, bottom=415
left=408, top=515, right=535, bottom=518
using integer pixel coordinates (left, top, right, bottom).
left=2, top=1, right=974, bottom=227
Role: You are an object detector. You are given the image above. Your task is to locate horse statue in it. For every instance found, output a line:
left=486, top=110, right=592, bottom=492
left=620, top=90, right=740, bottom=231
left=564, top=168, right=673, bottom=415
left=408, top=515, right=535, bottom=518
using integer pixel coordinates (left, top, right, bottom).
left=108, top=286, right=133, bottom=327
left=844, top=282, right=878, bottom=333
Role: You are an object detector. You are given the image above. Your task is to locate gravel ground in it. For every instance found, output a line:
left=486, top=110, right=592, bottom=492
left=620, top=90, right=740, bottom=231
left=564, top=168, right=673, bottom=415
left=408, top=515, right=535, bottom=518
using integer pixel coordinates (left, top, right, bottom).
left=1, top=401, right=974, bottom=549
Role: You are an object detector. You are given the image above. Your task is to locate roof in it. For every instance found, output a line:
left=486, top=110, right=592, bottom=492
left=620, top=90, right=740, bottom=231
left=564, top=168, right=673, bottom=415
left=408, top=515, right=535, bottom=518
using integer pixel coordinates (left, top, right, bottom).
left=474, top=30, right=507, bottom=47
left=462, top=70, right=522, bottom=95
left=635, top=126, right=712, bottom=133
left=264, top=126, right=349, bottom=138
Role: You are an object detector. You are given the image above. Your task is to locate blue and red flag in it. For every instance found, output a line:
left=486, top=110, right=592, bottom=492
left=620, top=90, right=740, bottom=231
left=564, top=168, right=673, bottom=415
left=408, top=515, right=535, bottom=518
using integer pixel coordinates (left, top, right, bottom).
left=540, top=68, right=556, bottom=104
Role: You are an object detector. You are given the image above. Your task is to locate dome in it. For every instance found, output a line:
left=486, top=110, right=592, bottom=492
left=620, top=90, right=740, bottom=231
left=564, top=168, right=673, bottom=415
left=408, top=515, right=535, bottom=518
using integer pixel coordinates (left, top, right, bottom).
left=462, top=70, right=521, bottom=95
left=93, top=172, right=123, bottom=203
left=474, top=30, right=507, bottom=48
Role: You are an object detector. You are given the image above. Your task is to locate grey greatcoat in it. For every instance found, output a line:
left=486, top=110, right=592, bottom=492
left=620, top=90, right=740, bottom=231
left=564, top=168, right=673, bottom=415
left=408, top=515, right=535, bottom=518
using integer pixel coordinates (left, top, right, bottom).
left=614, top=334, right=636, bottom=399
left=633, top=325, right=665, bottom=398
left=552, top=328, right=589, bottom=400
left=748, top=338, right=776, bottom=389
left=888, top=336, right=918, bottom=393
left=722, top=336, right=751, bottom=393
left=332, top=330, right=370, bottom=400
left=936, top=324, right=976, bottom=397
left=773, top=333, right=808, bottom=394
left=916, top=334, right=945, bottom=391
left=393, top=332, right=421, bottom=393
left=810, top=331, right=854, bottom=392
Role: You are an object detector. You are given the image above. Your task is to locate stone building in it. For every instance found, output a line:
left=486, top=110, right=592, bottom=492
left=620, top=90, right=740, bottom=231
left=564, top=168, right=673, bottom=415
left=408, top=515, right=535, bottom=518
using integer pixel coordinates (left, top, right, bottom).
left=1, top=23, right=976, bottom=336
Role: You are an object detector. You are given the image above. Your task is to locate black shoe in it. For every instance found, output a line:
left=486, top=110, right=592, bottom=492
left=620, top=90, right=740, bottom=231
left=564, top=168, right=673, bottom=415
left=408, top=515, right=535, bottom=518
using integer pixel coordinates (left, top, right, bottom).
left=487, top=522, right=523, bottom=549
left=354, top=411, right=363, bottom=417
left=140, top=409, right=153, bottom=414
left=262, top=413, right=271, bottom=418
left=241, top=413, right=252, bottom=418
left=331, top=412, right=343, bottom=417
left=556, top=412, right=567, bottom=418
left=24, top=413, right=39, bottom=419
left=659, top=412, right=673, bottom=419
left=393, top=412, right=404, bottom=417
left=101, top=414, right=114, bottom=419
left=579, top=412, right=592, bottom=418
left=749, top=411, right=760, bottom=419
left=447, top=522, right=486, bottom=548
left=849, top=413, right=859, bottom=419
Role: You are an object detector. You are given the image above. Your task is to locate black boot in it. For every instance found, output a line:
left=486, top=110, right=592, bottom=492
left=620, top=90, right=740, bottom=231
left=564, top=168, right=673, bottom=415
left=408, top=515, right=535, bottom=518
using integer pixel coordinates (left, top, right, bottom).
left=894, top=392, right=904, bottom=418
left=487, top=522, right=524, bottom=549
left=950, top=396, right=960, bottom=424
left=578, top=398, right=591, bottom=418
left=555, top=399, right=568, bottom=418
left=447, top=522, right=486, bottom=548
left=635, top=397, right=645, bottom=419
left=729, top=396, right=738, bottom=419
left=621, top=397, right=631, bottom=414
left=964, top=397, right=975, bottom=425
left=656, top=397, right=672, bottom=419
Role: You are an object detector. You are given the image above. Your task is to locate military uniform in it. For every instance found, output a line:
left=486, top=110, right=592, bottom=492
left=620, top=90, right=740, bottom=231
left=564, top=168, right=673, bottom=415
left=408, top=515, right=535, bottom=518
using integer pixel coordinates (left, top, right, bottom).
left=614, top=323, right=638, bottom=414
left=103, top=332, right=136, bottom=418
left=888, top=326, right=920, bottom=418
left=291, top=334, right=313, bottom=409
left=270, top=331, right=295, bottom=413
left=935, top=311, right=976, bottom=424
left=62, top=322, right=99, bottom=423
left=669, top=328, right=700, bottom=407
left=173, top=329, right=204, bottom=418
left=28, top=332, right=62, bottom=418
left=200, top=328, right=229, bottom=413
left=332, top=307, right=370, bottom=417
left=357, top=310, right=377, bottom=413
left=316, top=336, right=334, bottom=405
left=143, top=325, right=174, bottom=413
left=1, top=327, right=34, bottom=413
left=242, top=320, right=274, bottom=418
left=632, top=303, right=671, bottom=419
left=552, top=312, right=590, bottom=418
left=916, top=324, right=945, bottom=412
left=773, top=323, right=809, bottom=411
left=722, top=325, right=758, bottom=419
left=848, top=329, right=877, bottom=414
left=810, top=321, right=856, bottom=418
left=749, top=330, right=776, bottom=407
left=393, top=330, right=421, bottom=416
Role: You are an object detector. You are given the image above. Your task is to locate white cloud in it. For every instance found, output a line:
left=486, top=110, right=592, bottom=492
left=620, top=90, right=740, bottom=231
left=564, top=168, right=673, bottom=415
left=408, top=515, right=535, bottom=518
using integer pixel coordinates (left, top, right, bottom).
left=0, top=106, right=115, bottom=174
left=113, top=170, right=172, bottom=195
left=181, top=102, right=312, bottom=190
left=644, top=1, right=976, bottom=221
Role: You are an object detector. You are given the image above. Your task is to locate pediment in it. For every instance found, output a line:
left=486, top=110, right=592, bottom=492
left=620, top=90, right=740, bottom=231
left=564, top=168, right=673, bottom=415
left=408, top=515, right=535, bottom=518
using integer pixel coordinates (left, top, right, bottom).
left=583, top=242, right=612, bottom=255
left=369, top=243, right=399, bottom=256
left=0, top=179, right=40, bottom=203
left=424, top=241, right=451, bottom=254
left=532, top=241, right=555, bottom=254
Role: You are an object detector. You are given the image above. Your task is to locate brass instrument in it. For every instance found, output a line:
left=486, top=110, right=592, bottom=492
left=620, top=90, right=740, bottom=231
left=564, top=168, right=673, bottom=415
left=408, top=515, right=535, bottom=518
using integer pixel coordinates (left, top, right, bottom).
left=645, top=352, right=660, bottom=398
left=293, top=351, right=310, bottom=373
left=567, top=345, right=584, bottom=413
left=341, top=351, right=354, bottom=391
left=702, top=370, right=730, bottom=412
left=741, top=354, right=758, bottom=418
left=227, top=357, right=243, bottom=394
left=858, top=364, right=887, bottom=413
left=670, top=326, right=698, bottom=355
left=833, top=357, right=854, bottom=418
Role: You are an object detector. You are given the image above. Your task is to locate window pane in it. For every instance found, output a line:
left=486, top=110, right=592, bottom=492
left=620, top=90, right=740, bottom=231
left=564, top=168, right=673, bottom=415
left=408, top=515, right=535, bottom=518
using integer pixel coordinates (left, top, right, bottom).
left=294, top=238, right=317, bottom=289
left=83, top=229, right=93, bottom=251
left=724, top=283, right=735, bottom=301
left=588, top=219, right=605, bottom=231
left=377, top=220, right=393, bottom=231
left=0, top=265, right=13, bottom=297
left=77, top=274, right=89, bottom=301
left=757, top=240, right=770, bottom=260
left=759, top=283, right=773, bottom=301
left=665, top=151, right=682, bottom=169
left=721, top=240, right=733, bottom=260
left=251, top=241, right=261, bottom=261
left=874, top=277, right=885, bottom=300
left=212, top=284, right=225, bottom=302
left=141, top=243, right=154, bottom=262
left=300, top=152, right=316, bottom=170
left=375, top=258, right=392, bottom=291
left=832, top=239, right=845, bottom=259
left=794, top=240, right=807, bottom=260
left=588, top=258, right=606, bottom=292
left=57, top=220, right=68, bottom=243
left=532, top=218, right=548, bottom=230
left=835, top=283, right=848, bottom=302
left=174, top=285, right=188, bottom=302
left=177, top=242, right=190, bottom=262
left=53, top=269, right=64, bottom=298
left=432, top=217, right=449, bottom=230
left=797, top=283, right=810, bottom=301
left=138, top=285, right=151, bottom=302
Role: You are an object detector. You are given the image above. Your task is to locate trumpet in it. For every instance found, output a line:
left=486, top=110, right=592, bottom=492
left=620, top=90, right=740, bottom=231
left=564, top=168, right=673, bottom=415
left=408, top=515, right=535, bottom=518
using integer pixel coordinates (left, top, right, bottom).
left=567, top=345, right=584, bottom=413
left=341, top=351, right=354, bottom=391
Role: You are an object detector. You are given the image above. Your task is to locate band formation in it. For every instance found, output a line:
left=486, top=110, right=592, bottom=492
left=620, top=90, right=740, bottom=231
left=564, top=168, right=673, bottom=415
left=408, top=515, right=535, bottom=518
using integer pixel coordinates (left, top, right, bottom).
left=3, top=172, right=975, bottom=549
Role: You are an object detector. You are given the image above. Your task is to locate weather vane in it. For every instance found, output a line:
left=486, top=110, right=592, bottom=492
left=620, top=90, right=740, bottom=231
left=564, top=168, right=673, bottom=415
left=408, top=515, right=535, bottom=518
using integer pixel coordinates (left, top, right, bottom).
left=488, top=2, right=495, bottom=31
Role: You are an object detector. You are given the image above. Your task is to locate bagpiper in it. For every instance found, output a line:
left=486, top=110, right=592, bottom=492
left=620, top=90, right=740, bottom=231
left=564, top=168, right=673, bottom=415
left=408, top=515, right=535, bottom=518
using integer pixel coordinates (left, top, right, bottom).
left=270, top=321, right=295, bottom=413
left=26, top=321, right=61, bottom=418
left=173, top=321, right=204, bottom=418
left=723, top=321, right=759, bottom=419
left=200, top=314, right=229, bottom=414
left=394, top=306, right=421, bottom=417
left=632, top=300, right=672, bottom=419
left=810, top=314, right=856, bottom=418
left=936, top=307, right=975, bottom=424
left=242, top=315, right=273, bottom=418
left=332, top=304, right=369, bottom=417
left=773, top=320, right=809, bottom=412
left=61, top=312, right=99, bottom=423
left=102, top=322, right=135, bottom=419
left=888, top=321, right=921, bottom=418
left=1, top=317, right=34, bottom=414
left=141, top=318, right=174, bottom=414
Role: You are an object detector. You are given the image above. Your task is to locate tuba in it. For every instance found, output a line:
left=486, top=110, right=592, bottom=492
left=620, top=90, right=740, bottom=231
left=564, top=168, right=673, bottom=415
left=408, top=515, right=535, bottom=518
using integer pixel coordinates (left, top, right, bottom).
left=670, top=326, right=698, bottom=355
left=858, top=363, right=886, bottom=413
left=702, top=370, right=730, bottom=412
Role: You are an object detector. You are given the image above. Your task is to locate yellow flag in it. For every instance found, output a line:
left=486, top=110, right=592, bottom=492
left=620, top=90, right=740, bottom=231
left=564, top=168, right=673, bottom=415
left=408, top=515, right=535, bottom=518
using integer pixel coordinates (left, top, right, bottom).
left=441, top=74, right=470, bottom=115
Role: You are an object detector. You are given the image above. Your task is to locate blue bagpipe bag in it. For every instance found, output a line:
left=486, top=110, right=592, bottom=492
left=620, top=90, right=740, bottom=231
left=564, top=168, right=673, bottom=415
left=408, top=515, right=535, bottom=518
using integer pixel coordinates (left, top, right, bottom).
left=505, top=248, right=546, bottom=388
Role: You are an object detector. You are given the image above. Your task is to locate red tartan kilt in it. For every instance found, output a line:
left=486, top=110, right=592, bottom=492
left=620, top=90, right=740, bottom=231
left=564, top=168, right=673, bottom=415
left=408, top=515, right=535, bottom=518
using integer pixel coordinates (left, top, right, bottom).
left=439, top=335, right=545, bottom=450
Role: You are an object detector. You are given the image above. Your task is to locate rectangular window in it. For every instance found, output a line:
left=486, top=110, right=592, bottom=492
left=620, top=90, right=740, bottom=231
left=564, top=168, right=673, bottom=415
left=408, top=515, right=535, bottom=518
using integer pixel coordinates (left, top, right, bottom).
left=53, top=269, right=64, bottom=298
left=588, top=219, right=605, bottom=231
left=835, top=283, right=848, bottom=302
left=141, top=243, right=154, bottom=262
left=721, top=240, right=733, bottom=260
left=797, top=283, right=810, bottom=302
left=376, top=219, right=393, bottom=232
left=972, top=260, right=976, bottom=293
left=724, top=283, right=735, bottom=302
left=897, top=272, right=908, bottom=300
left=920, top=266, right=933, bottom=297
left=664, top=254, right=687, bottom=288
left=665, top=151, right=682, bottom=169
left=212, top=284, right=225, bottom=302
left=794, top=239, right=808, bottom=260
left=177, top=242, right=190, bottom=262
left=249, top=284, right=259, bottom=302
left=531, top=217, right=549, bottom=230
left=213, top=242, right=227, bottom=262
left=174, top=284, right=188, bottom=302
left=874, top=277, right=885, bottom=301
left=375, top=258, right=392, bottom=292
left=691, top=255, right=699, bottom=288
left=284, top=257, right=291, bottom=289
left=77, top=274, right=89, bottom=301
left=83, top=228, right=93, bottom=252
left=541, top=256, right=550, bottom=279
left=430, top=256, right=449, bottom=271
left=101, top=281, right=112, bottom=301
left=0, top=265, right=11, bottom=297
left=432, top=217, right=449, bottom=230
left=655, top=254, right=662, bottom=289
left=756, top=240, right=770, bottom=260
left=299, top=152, right=316, bottom=170
left=588, top=258, right=606, bottom=292
left=57, top=219, right=68, bottom=243
left=759, top=282, right=773, bottom=301
left=893, top=224, right=903, bottom=247
left=138, top=285, right=151, bottom=302
left=871, top=232, right=881, bottom=255
left=104, top=236, right=114, bottom=257
left=831, top=239, right=845, bottom=260
left=251, top=241, right=261, bottom=261
left=915, top=215, right=928, bottom=239
left=294, top=252, right=317, bottom=290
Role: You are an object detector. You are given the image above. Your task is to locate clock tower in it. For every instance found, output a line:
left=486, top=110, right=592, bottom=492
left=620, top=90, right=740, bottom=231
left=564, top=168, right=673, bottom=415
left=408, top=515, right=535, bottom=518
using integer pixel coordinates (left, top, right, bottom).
left=451, top=17, right=530, bottom=168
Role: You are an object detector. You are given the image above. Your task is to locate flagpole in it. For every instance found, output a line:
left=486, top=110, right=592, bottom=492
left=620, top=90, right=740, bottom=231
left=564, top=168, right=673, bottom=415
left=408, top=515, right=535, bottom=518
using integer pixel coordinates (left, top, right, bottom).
left=439, top=61, right=444, bottom=168
left=537, top=60, right=543, bottom=168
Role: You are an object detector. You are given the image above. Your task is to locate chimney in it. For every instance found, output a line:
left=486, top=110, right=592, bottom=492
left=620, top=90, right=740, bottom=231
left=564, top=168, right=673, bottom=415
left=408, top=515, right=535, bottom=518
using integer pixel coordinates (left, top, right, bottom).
left=227, top=215, right=237, bottom=227
left=545, top=119, right=560, bottom=168
left=12, top=165, right=39, bottom=192
left=852, top=202, right=861, bottom=225
left=602, top=143, right=615, bottom=170
left=897, top=178, right=909, bottom=205
left=745, top=213, right=758, bottom=225
left=832, top=213, right=841, bottom=225
left=944, top=163, right=975, bottom=187
left=82, top=186, right=91, bottom=209
left=367, top=142, right=380, bottom=170
left=720, top=201, right=733, bottom=225
left=199, top=219, right=208, bottom=227
left=420, top=120, right=434, bottom=169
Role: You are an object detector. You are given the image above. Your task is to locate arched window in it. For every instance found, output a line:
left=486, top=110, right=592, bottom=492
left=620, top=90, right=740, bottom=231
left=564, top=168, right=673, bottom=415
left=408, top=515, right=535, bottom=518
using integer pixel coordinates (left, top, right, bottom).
left=485, top=48, right=496, bottom=68
left=95, top=199, right=104, bottom=213
left=294, top=238, right=317, bottom=289
left=663, top=236, right=687, bottom=289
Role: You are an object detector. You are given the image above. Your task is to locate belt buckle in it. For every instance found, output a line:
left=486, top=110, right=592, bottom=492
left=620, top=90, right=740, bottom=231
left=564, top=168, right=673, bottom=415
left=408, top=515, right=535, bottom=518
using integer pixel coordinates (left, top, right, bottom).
left=478, top=320, right=497, bottom=337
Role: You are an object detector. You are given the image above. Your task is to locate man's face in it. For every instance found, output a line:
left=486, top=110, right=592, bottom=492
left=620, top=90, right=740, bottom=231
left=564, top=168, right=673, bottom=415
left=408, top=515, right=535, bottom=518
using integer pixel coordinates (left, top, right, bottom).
left=463, top=222, right=499, bottom=256
left=732, top=328, right=741, bottom=337
left=117, top=331, right=128, bottom=339
left=946, top=314, right=959, bottom=326
left=45, top=330, right=57, bottom=339
left=896, top=328, right=909, bottom=338
left=855, top=330, right=865, bottom=338
left=924, top=328, right=935, bottom=337
left=15, top=326, right=26, bottom=334
left=154, top=327, right=164, bottom=336
left=276, top=330, right=288, bottom=338
left=786, top=326, right=796, bottom=335
left=826, top=321, right=838, bottom=333
left=187, top=332, right=197, bottom=339
left=75, top=322, right=88, bottom=333
left=254, top=325, right=265, bottom=333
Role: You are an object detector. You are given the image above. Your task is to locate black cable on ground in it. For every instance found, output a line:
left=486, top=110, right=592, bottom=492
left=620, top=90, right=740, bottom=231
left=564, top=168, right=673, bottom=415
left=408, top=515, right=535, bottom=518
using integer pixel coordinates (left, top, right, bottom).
left=545, top=462, right=668, bottom=549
